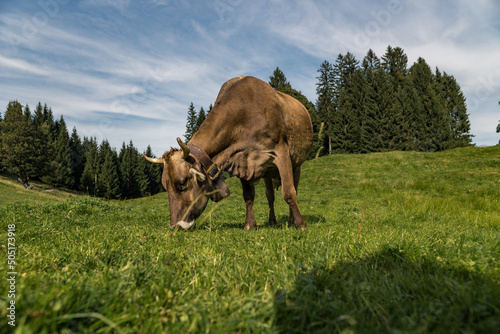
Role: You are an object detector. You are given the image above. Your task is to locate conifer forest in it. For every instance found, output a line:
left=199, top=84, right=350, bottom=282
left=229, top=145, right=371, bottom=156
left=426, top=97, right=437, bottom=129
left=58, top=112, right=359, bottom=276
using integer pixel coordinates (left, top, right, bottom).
left=0, top=46, right=476, bottom=199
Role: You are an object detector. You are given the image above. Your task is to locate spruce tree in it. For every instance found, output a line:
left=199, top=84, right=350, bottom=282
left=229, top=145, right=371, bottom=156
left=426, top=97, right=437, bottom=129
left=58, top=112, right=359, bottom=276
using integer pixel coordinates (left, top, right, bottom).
left=269, top=67, right=292, bottom=91
left=31, top=103, right=54, bottom=176
left=80, top=137, right=100, bottom=195
left=362, top=49, right=380, bottom=71
left=361, top=50, right=383, bottom=152
left=33, top=102, right=44, bottom=129
left=196, top=107, right=206, bottom=130
left=42, top=116, right=73, bottom=187
left=381, top=46, right=408, bottom=82
left=316, top=60, right=335, bottom=155
left=137, top=154, right=151, bottom=197
left=146, top=145, right=163, bottom=194
left=0, top=101, right=46, bottom=182
left=100, top=141, right=121, bottom=199
left=41, top=103, right=57, bottom=141
left=333, top=52, right=360, bottom=90
left=394, top=83, right=418, bottom=151
left=434, top=70, right=473, bottom=148
left=409, top=58, right=447, bottom=151
left=184, top=102, right=197, bottom=142
left=137, top=145, right=162, bottom=197
left=330, top=53, right=360, bottom=152
left=119, top=140, right=140, bottom=198
left=332, top=69, right=364, bottom=153
left=69, top=127, right=85, bottom=189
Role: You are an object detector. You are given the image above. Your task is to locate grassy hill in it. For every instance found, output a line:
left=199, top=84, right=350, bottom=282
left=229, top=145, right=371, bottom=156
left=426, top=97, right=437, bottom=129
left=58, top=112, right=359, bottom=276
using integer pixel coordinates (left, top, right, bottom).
left=0, top=146, right=499, bottom=333
left=0, top=172, right=79, bottom=206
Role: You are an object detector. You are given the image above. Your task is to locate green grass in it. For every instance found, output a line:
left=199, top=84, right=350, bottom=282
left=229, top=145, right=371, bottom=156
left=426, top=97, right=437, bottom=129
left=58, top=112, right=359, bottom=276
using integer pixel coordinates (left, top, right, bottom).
left=1, top=146, right=499, bottom=333
left=0, top=172, right=79, bottom=206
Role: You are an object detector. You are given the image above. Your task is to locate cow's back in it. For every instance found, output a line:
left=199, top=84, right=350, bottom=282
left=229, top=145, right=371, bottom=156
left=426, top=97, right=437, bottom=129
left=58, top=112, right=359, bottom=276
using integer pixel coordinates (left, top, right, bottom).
left=193, top=76, right=313, bottom=178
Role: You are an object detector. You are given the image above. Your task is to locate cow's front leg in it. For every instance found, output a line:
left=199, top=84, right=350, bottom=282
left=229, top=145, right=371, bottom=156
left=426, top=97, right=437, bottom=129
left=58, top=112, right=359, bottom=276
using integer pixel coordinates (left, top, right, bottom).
left=241, top=179, right=256, bottom=230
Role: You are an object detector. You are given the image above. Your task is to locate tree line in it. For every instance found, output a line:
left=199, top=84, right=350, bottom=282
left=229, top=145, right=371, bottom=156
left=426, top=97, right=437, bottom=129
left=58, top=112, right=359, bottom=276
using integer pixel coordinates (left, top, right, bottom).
left=0, top=45, right=479, bottom=197
left=185, top=46, right=474, bottom=155
left=0, top=101, right=162, bottom=199
left=315, top=46, right=473, bottom=153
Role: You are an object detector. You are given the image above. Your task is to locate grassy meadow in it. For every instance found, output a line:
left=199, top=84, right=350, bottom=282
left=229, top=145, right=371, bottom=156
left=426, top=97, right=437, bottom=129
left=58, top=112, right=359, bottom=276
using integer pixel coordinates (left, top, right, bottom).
left=0, top=146, right=499, bottom=333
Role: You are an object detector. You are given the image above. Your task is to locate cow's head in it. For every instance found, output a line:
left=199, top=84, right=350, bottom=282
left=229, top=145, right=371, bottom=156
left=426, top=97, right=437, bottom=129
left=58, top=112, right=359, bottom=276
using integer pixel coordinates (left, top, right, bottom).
left=143, top=138, right=230, bottom=229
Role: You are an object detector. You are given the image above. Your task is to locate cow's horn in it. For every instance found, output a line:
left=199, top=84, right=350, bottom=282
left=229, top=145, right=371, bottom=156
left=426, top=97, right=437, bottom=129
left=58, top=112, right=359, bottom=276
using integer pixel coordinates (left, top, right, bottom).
left=177, top=137, right=190, bottom=159
left=142, top=154, right=164, bottom=164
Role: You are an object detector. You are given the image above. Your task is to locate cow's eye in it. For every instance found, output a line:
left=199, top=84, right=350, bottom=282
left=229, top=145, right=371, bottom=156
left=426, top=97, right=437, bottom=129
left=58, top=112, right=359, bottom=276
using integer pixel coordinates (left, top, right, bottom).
left=177, top=179, right=188, bottom=191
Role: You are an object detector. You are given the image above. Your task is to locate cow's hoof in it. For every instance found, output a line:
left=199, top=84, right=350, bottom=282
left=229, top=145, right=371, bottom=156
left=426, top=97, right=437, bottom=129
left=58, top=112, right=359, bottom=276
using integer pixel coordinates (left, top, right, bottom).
left=295, top=223, right=307, bottom=230
left=244, top=221, right=256, bottom=230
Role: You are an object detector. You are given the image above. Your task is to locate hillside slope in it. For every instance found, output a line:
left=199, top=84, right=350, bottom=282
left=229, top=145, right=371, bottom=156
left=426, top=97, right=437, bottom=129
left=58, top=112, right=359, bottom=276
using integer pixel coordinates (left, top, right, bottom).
left=0, top=173, right=78, bottom=206
left=0, top=146, right=499, bottom=333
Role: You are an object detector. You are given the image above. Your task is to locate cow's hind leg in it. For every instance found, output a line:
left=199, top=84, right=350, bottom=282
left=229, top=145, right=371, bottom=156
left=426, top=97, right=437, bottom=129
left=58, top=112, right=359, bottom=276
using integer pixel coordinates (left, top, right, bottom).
left=264, top=177, right=277, bottom=226
left=275, top=145, right=306, bottom=230
left=241, top=179, right=257, bottom=230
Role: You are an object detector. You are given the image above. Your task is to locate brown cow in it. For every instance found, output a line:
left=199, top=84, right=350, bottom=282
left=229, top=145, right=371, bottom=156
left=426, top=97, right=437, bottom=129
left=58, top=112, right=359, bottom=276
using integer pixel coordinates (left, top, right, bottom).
left=144, top=76, right=313, bottom=230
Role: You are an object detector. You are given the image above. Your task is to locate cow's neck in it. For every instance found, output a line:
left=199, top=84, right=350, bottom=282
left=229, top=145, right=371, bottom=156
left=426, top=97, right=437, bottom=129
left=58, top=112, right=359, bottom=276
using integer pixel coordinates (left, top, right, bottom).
left=189, top=124, right=234, bottom=171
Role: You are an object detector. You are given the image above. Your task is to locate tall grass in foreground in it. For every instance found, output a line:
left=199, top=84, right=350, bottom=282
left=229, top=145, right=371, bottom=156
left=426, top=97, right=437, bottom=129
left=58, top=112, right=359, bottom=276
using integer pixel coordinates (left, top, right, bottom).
left=0, top=146, right=499, bottom=333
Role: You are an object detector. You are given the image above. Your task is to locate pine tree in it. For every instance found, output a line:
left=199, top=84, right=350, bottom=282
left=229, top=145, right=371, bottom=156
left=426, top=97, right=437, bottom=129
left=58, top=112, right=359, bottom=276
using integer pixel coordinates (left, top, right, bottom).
left=316, top=60, right=335, bottom=155
left=33, top=102, right=44, bottom=129
left=394, top=83, right=418, bottom=151
left=119, top=140, right=140, bottom=198
left=330, top=53, right=360, bottom=152
left=41, top=103, right=56, bottom=140
left=380, top=86, right=403, bottom=151
left=434, top=70, right=473, bottom=148
left=80, top=137, right=100, bottom=195
left=381, top=46, right=408, bottom=82
left=99, top=141, right=121, bottom=199
left=333, top=52, right=360, bottom=90
left=69, top=127, right=85, bottom=189
left=269, top=67, right=292, bottom=91
left=42, top=116, right=73, bottom=187
left=362, top=49, right=381, bottom=71
left=196, top=107, right=206, bottom=130
left=137, top=145, right=162, bottom=197
left=0, top=101, right=46, bottom=182
left=31, top=103, right=54, bottom=176
left=137, top=154, right=150, bottom=197
left=332, top=69, right=364, bottom=153
left=184, top=102, right=197, bottom=142
left=409, top=58, right=448, bottom=151
left=361, top=50, right=383, bottom=152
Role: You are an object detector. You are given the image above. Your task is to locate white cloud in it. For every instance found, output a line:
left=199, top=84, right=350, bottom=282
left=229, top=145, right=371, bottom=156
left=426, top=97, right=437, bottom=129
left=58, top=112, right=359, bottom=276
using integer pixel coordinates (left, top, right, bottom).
left=0, top=55, right=50, bottom=76
left=1, top=0, right=499, bottom=148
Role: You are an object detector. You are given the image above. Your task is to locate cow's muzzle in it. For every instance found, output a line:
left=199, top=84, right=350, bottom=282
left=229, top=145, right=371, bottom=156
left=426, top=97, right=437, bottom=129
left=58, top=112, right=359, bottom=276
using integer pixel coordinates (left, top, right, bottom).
left=170, top=220, right=195, bottom=230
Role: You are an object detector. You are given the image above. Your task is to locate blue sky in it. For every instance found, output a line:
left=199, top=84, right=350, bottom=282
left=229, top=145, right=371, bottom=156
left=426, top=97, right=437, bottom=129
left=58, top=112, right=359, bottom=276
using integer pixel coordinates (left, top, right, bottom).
left=1, top=0, right=499, bottom=155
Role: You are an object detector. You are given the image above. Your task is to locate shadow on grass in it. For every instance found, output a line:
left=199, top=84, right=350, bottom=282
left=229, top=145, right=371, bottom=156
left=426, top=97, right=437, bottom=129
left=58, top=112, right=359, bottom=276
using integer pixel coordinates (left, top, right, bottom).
left=274, top=245, right=500, bottom=333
